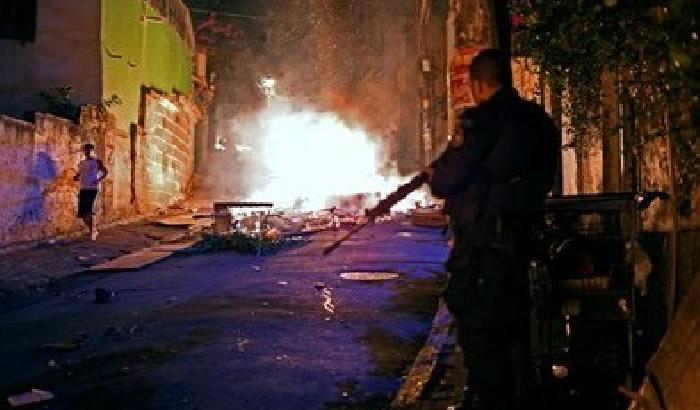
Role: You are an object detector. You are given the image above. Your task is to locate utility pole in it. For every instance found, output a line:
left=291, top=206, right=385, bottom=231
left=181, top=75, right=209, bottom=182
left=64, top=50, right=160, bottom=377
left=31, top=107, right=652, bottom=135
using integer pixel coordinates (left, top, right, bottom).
left=418, top=0, right=432, bottom=167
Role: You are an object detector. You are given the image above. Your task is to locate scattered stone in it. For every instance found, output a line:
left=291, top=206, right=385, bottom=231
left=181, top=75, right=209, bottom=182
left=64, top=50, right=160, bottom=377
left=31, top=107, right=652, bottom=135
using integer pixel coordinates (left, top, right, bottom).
left=236, top=337, right=250, bottom=352
left=252, top=265, right=261, bottom=271
left=94, top=288, right=115, bottom=304
left=104, top=326, right=129, bottom=340
left=76, top=255, right=93, bottom=266
left=7, top=389, right=54, bottom=407
left=313, top=282, right=326, bottom=290
left=277, top=281, right=288, bottom=286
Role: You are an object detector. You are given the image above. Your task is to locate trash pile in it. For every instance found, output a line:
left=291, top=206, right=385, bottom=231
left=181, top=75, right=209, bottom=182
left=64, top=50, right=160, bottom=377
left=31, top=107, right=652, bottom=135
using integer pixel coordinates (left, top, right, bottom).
left=196, top=192, right=443, bottom=255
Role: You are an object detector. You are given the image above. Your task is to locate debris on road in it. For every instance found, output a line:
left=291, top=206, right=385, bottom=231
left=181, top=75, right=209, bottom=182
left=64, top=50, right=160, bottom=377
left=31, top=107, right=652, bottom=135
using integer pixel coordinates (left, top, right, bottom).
left=7, top=389, right=54, bottom=407
left=236, top=337, right=250, bottom=352
left=104, top=325, right=133, bottom=341
left=198, top=232, right=284, bottom=254
left=94, top=288, right=115, bottom=304
left=43, top=340, right=81, bottom=352
left=317, top=286, right=335, bottom=314
left=87, top=249, right=174, bottom=272
left=339, top=271, right=399, bottom=281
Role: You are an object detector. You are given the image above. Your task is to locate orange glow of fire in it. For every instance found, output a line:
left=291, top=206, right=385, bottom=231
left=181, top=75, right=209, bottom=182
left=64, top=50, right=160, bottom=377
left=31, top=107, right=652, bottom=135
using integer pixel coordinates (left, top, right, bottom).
left=245, top=103, right=426, bottom=212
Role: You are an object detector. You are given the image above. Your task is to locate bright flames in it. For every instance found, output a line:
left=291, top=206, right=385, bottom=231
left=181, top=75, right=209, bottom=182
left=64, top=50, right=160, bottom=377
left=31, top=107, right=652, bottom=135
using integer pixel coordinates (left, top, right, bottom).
left=238, top=101, right=426, bottom=212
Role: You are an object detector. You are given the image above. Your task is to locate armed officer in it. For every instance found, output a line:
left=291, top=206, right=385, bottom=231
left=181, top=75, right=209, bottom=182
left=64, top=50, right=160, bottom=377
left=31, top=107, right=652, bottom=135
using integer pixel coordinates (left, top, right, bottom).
left=425, top=49, right=559, bottom=410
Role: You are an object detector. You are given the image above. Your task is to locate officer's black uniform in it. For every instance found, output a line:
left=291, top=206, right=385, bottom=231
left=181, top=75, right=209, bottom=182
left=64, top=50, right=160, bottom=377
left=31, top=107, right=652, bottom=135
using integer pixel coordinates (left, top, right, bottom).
left=429, top=87, right=558, bottom=410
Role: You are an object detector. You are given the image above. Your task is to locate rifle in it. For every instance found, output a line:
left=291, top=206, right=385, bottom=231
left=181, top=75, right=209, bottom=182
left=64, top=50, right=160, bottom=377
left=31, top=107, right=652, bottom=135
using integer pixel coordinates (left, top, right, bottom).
left=322, top=172, right=428, bottom=255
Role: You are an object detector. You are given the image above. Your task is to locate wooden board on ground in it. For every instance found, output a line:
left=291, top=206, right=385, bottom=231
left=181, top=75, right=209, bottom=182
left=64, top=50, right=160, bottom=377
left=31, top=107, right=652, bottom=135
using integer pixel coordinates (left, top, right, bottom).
left=87, top=249, right=174, bottom=272
left=152, top=215, right=197, bottom=227
left=150, top=241, right=198, bottom=253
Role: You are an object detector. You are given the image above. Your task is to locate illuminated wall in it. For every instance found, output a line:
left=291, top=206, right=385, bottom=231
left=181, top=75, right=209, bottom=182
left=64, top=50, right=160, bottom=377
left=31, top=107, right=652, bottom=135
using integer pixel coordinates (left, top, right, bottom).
left=137, top=91, right=197, bottom=210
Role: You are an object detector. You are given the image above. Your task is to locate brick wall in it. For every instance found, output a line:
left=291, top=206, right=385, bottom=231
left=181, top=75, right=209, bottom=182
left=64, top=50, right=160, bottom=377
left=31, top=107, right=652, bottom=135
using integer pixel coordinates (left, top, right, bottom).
left=138, top=92, right=197, bottom=212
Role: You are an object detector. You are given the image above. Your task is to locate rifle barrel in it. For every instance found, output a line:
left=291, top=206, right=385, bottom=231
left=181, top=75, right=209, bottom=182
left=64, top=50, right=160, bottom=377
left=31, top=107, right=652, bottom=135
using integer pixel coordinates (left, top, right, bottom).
left=322, top=173, right=427, bottom=256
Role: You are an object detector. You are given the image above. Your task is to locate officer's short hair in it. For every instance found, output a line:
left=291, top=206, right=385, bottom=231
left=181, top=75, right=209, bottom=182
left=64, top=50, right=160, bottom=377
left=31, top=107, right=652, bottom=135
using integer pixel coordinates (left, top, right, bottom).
left=469, top=49, right=508, bottom=86
left=83, top=143, right=95, bottom=151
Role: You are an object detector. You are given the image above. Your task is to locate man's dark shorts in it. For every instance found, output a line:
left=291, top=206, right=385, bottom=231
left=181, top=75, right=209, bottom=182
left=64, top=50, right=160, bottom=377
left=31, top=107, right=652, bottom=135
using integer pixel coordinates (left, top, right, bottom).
left=78, top=189, right=98, bottom=218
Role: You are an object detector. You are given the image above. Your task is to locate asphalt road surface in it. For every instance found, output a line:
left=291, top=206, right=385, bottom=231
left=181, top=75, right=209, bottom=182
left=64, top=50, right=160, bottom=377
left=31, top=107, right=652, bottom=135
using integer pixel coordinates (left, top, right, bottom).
left=0, top=222, right=448, bottom=410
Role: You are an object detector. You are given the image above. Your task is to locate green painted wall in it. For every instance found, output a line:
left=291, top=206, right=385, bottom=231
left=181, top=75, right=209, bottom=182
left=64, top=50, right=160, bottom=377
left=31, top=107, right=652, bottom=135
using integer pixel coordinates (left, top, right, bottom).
left=101, top=0, right=192, bottom=131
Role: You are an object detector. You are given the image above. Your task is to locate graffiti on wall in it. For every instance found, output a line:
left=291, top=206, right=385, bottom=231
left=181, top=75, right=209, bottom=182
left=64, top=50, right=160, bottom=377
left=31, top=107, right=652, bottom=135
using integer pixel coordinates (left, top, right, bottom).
left=449, top=46, right=482, bottom=110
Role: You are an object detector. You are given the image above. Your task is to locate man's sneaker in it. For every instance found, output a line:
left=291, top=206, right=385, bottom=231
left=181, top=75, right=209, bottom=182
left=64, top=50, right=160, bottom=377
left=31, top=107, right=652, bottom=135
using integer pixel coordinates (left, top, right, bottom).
left=91, top=230, right=99, bottom=241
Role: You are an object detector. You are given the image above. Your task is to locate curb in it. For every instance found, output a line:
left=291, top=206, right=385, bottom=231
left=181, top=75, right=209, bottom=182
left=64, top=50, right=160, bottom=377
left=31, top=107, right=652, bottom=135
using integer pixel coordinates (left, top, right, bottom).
left=0, top=214, right=147, bottom=256
left=392, top=299, right=454, bottom=408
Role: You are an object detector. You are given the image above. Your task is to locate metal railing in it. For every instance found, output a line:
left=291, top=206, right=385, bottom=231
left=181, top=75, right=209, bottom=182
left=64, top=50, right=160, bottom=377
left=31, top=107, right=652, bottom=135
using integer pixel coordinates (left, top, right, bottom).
left=146, top=0, right=195, bottom=52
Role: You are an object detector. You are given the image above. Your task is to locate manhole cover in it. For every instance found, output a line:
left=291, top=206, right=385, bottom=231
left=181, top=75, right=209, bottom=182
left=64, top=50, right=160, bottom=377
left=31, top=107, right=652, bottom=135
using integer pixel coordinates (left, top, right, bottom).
left=339, top=271, right=400, bottom=281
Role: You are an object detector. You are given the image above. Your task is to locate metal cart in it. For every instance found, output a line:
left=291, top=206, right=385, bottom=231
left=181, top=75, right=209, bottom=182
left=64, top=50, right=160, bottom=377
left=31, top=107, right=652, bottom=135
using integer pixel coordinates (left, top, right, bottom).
left=530, top=192, right=667, bottom=409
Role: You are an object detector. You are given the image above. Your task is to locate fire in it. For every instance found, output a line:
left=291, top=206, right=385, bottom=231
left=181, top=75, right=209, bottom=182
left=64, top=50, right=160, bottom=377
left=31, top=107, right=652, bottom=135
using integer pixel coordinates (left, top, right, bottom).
left=239, top=101, right=426, bottom=212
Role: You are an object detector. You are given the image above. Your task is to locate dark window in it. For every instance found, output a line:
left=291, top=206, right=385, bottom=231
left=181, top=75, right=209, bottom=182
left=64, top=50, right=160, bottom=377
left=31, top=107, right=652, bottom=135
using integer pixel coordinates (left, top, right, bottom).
left=0, top=0, right=37, bottom=42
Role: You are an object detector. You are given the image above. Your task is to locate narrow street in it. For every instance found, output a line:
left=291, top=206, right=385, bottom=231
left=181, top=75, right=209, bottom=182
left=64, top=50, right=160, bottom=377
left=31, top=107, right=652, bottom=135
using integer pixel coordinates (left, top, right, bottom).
left=0, top=222, right=448, bottom=410
left=0, top=0, right=698, bottom=409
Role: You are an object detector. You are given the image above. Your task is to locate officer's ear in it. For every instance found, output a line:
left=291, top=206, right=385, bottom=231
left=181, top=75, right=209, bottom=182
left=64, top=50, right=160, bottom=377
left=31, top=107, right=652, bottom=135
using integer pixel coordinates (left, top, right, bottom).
left=469, top=79, right=481, bottom=104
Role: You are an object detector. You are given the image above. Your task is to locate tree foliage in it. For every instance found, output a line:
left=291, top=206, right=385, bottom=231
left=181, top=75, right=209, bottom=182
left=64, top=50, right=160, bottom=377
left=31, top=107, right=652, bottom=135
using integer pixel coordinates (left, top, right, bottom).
left=511, top=0, right=699, bottom=210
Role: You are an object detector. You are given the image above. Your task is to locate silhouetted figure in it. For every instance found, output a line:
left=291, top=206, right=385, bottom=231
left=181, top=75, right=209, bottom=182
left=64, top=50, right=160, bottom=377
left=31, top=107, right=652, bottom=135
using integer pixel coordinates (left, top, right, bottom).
left=74, top=143, right=107, bottom=240
left=426, top=49, right=559, bottom=410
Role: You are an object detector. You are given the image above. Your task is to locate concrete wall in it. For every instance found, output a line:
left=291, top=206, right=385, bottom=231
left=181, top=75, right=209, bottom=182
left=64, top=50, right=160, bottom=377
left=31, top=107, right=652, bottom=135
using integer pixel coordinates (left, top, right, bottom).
left=0, top=0, right=102, bottom=118
left=137, top=92, right=196, bottom=211
left=0, top=113, right=87, bottom=245
left=0, top=108, right=132, bottom=246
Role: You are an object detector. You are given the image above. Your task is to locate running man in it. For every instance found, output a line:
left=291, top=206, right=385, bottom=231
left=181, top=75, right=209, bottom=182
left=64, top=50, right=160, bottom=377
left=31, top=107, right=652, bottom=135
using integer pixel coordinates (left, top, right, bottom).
left=73, top=143, right=108, bottom=240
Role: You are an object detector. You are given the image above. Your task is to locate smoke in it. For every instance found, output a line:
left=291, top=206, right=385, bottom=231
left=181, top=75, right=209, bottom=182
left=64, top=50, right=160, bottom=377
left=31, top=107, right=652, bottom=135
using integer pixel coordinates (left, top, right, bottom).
left=197, top=0, right=426, bottom=206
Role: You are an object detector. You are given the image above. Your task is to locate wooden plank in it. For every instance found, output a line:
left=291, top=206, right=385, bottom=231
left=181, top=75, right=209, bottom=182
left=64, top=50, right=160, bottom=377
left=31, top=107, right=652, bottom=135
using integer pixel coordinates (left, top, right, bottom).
left=87, top=249, right=173, bottom=272
left=152, top=215, right=197, bottom=227
left=150, top=241, right=197, bottom=253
